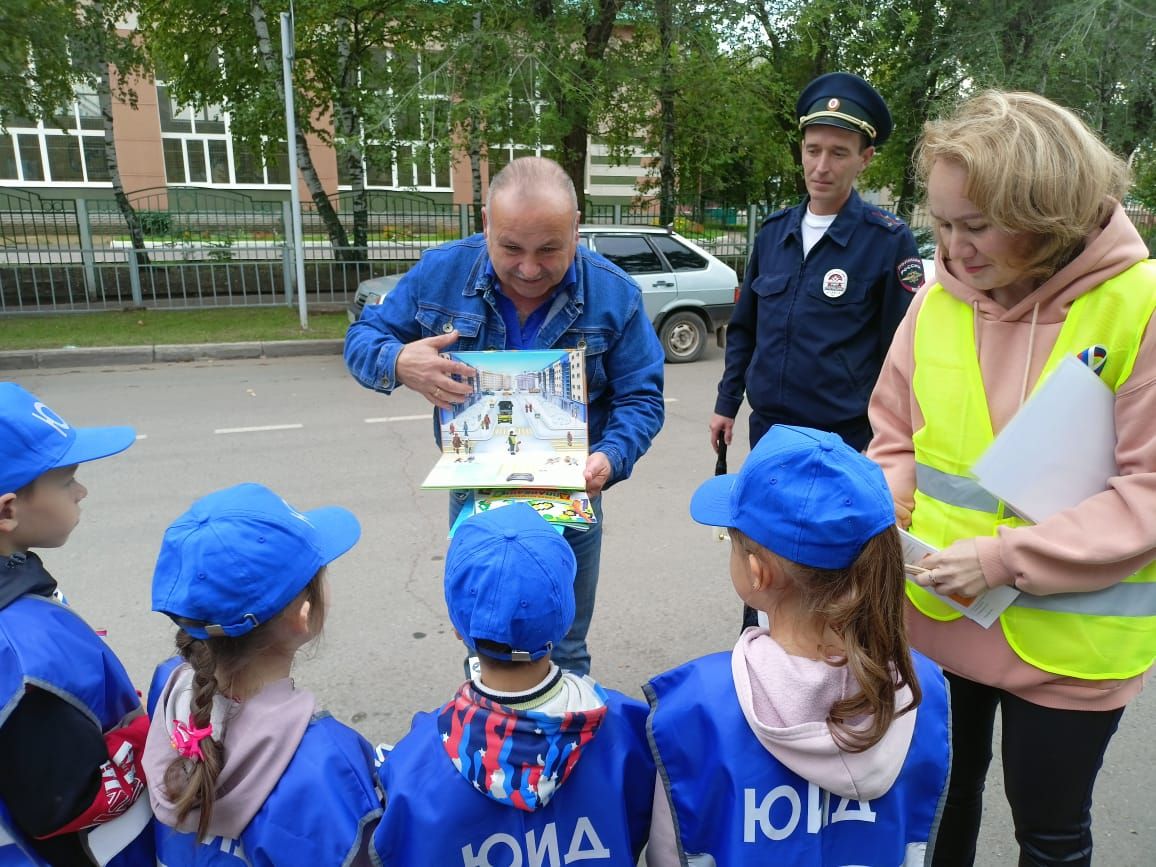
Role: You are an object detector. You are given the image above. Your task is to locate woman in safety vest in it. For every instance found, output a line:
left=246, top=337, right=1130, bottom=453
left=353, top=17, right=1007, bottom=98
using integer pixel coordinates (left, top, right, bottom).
left=867, top=90, right=1156, bottom=866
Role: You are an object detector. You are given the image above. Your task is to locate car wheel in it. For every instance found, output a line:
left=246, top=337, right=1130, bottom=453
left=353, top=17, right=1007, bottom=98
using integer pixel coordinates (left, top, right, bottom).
left=659, top=311, right=707, bottom=363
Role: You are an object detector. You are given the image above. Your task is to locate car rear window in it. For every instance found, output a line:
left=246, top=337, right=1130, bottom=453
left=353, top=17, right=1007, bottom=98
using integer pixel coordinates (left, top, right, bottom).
left=590, top=235, right=664, bottom=274
left=650, top=235, right=707, bottom=271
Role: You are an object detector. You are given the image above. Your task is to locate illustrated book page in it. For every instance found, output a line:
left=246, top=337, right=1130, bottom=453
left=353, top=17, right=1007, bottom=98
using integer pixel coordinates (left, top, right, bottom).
left=421, top=349, right=589, bottom=491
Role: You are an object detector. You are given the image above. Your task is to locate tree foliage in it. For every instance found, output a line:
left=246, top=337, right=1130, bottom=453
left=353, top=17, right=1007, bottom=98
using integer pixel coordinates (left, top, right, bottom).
left=0, top=0, right=78, bottom=127
left=3, top=0, right=1152, bottom=238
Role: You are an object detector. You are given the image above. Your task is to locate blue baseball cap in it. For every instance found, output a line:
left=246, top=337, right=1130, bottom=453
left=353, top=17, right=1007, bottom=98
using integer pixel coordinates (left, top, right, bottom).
left=0, top=382, right=136, bottom=495
left=690, top=425, right=894, bottom=570
left=445, top=503, right=576, bottom=663
left=797, top=72, right=892, bottom=147
left=152, top=483, right=362, bottom=639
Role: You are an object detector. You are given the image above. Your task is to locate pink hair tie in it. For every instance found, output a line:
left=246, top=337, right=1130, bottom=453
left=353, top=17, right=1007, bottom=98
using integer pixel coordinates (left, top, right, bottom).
left=172, top=718, right=214, bottom=761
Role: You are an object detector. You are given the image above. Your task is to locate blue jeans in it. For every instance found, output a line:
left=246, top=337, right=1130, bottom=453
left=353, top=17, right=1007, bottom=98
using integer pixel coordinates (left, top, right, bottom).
left=449, top=492, right=604, bottom=676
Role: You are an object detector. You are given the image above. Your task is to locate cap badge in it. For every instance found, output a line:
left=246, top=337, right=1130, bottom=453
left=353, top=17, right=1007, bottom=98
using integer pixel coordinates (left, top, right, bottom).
left=32, top=402, right=71, bottom=438
left=827, top=98, right=840, bottom=110
left=822, top=269, right=848, bottom=298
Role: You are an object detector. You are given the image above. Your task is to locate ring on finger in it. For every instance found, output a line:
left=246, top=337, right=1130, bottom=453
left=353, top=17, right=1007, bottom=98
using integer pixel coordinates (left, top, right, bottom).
left=928, top=571, right=939, bottom=586
left=433, top=386, right=442, bottom=399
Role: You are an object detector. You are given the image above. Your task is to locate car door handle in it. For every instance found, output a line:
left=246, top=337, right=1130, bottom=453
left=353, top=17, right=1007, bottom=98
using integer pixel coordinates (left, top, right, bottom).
left=651, top=280, right=675, bottom=288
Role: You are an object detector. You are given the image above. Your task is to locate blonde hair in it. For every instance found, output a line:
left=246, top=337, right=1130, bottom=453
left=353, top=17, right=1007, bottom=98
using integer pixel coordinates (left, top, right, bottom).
left=915, top=90, right=1130, bottom=280
left=731, top=527, right=919, bottom=753
left=162, top=570, right=326, bottom=841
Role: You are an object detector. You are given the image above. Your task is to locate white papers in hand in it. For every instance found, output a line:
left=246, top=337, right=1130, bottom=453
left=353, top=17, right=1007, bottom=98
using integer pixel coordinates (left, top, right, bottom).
left=899, top=528, right=1019, bottom=629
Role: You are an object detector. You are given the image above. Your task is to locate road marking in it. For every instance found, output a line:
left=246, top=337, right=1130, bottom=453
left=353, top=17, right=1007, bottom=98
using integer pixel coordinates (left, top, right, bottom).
left=663, top=398, right=679, bottom=404
left=364, top=414, right=430, bottom=423
left=135, top=434, right=148, bottom=440
left=214, top=424, right=304, bottom=434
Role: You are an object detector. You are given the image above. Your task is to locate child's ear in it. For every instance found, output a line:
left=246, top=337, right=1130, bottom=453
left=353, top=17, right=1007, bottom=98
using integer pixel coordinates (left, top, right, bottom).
left=747, top=552, right=782, bottom=593
left=282, top=597, right=312, bottom=637
left=0, top=493, right=18, bottom=534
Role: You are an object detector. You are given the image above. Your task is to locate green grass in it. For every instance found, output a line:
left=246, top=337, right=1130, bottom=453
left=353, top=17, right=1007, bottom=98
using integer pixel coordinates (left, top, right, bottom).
left=2, top=308, right=350, bottom=350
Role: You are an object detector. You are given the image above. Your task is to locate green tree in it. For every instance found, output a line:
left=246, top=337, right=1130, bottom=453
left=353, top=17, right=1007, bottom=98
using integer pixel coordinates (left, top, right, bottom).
left=1, top=0, right=154, bottom=260
left=524, top=0, right=636, bottom=200
left=141, top=0, right=437, bottom=260
left=0, top=0, right=77, bottom=127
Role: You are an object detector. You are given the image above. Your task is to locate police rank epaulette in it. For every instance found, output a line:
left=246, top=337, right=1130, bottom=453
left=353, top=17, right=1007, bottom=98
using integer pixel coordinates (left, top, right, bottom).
left=864, top=206, right=905, bottom=232
left=760, top=205, right=794, bottom=227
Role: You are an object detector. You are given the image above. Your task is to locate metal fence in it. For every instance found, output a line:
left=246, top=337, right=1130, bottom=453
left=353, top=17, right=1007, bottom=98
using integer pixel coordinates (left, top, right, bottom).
left=2, top=187, right=1154, bottom=315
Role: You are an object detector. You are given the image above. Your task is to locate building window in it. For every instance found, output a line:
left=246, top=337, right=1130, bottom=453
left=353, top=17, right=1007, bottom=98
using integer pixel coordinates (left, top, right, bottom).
left=338, top=50, right=453, bottom=192
left=487, top=58, right=550, bottom=181
left=0, top=84, right=111, bottom=185
left=157, top=83, right=288, bottom=187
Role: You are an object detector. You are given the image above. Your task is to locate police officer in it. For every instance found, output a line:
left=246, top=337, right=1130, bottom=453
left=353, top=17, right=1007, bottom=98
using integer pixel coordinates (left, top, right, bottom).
left=710, top=72, right=924, bottom=454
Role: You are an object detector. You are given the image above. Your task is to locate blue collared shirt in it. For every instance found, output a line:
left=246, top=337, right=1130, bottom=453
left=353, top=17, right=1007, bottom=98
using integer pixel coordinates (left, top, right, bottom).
left=485, top=260, right=578, bottom=349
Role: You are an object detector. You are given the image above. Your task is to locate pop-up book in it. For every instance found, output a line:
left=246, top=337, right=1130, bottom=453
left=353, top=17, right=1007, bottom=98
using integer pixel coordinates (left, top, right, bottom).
left=420, top=349, right=589, bottom=491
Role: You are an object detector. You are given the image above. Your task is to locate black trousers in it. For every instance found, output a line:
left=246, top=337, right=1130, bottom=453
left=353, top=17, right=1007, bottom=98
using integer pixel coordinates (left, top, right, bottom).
left=933, top=672, right=1125, bottom=867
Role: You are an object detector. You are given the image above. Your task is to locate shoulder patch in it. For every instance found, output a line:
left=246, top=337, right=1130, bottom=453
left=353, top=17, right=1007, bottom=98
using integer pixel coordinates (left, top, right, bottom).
left=897, top=257, right=925, bottom=292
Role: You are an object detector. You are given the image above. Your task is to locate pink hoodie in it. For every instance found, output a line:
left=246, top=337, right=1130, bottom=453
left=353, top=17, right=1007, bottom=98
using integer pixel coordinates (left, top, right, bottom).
left=867, top=201, right=1154, bottom=710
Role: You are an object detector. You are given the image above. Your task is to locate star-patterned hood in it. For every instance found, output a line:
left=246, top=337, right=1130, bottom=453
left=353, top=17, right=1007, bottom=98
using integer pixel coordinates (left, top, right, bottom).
left=436, top=671, right=608, bottom=811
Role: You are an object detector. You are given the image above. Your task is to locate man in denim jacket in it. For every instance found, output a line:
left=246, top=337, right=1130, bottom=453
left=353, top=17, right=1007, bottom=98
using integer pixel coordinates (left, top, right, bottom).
left=345, top=156, right=665, bottom=675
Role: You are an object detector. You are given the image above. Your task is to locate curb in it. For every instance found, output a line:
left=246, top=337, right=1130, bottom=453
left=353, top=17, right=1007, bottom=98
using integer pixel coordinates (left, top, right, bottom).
left=0, top=339, right=344, bottom=371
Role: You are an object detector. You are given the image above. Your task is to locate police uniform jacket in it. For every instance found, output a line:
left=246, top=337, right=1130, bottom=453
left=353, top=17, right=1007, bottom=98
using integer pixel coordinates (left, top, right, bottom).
left=716, top=190, right=921, bottom=450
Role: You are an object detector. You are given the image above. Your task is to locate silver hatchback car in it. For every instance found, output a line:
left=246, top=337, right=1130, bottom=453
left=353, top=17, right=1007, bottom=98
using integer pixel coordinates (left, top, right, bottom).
left=347, top=225, right=740, bottom=363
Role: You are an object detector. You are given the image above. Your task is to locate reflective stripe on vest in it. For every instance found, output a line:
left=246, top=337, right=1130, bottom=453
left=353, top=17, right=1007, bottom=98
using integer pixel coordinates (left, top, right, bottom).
left=910, top=261, right=1156, bottom=679
left=88, top=796, right=153, bottom=866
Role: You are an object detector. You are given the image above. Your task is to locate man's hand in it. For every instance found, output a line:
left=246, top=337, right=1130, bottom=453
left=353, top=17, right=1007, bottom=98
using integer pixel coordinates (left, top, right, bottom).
left=584, top=452, right=613, bottom=497
left=395, top=331, right=475, bottom=409
left=709, top=414, right=735, bottom=452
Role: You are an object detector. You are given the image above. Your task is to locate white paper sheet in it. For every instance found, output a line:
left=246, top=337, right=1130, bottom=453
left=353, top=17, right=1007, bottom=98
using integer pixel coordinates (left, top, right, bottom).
left=972, top=355, right=1117, bottom=523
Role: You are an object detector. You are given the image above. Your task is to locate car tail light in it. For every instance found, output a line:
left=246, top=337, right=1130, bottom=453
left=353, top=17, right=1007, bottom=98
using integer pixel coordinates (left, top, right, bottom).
left=734, top=286, right=741, bottom=303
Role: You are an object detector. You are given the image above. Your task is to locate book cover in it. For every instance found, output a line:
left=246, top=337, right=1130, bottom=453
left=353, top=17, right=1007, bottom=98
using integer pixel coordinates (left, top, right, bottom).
left=447, top=488, right=596, bottom=539
left=420, top=349, right=589, bottom=491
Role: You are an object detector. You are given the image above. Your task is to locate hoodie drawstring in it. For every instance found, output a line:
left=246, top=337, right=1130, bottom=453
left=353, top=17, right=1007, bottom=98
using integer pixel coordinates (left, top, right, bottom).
left=1018, top=302, right=1040, bottom=408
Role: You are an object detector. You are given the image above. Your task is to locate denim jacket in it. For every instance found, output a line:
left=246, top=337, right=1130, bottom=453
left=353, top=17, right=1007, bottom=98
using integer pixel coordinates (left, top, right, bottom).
left=345, top=234, right=665, bottom=486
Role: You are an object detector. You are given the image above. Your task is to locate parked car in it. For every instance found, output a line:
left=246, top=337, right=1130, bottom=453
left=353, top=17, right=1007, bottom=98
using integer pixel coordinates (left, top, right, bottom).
left=347, top=225, right=739, bottom=364
left=579, top=225, right=738, bottom=363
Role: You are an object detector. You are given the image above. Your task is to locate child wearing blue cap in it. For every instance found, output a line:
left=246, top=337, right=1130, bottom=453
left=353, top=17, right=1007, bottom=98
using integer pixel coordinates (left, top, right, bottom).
left=141, top=483, right=381, bottom=867
left=645, top=425, right=950, bottom=866
left=0, top=382, right=154, bottom=866
left=372, top=503, right=655, bottom=865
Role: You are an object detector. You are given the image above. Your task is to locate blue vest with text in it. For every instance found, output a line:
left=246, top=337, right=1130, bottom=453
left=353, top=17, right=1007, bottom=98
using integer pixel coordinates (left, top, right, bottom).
left=0, top=595, right=154, bottom=866
left=372, top=690, right=655, bottom=867
left=645, top=650, right=949, bottom=866
left=154, top=713, right=381, bottom=867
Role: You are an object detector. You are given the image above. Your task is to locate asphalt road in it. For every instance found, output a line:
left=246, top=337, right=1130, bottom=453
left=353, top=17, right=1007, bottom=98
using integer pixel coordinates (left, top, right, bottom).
left=11, top=347, right=1154, bottom=864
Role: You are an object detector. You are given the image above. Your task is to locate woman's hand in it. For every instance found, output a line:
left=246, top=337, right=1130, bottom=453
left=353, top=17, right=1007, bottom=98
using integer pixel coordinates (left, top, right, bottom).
left=894, top=501, right=912, bottom=529
left=919, top=539, right=988, bottom=599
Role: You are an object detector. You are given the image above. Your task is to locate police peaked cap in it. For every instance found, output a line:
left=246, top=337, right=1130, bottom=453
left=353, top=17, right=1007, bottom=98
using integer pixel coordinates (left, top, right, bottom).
left=797, top=72, right=892, bottom=147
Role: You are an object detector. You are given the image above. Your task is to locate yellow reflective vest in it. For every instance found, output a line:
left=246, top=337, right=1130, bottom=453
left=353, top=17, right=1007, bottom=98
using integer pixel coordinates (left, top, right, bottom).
left=909, top=261, right=1156, bottom=680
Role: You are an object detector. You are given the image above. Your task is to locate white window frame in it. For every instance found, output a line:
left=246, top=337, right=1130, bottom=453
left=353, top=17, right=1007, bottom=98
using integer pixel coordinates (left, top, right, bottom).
left=0, top=84, right=111, bottom=187
left=342, top=50, right=453, bottom=193
left=156, top=81, right=289, bottom=189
